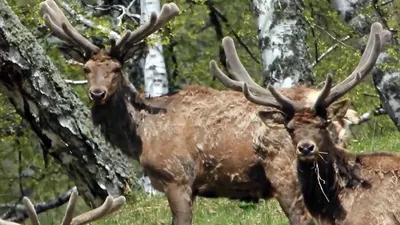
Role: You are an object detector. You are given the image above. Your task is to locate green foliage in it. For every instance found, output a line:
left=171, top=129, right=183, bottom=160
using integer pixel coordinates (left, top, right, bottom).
left=162, top=0, right=261, bottom=89
left=302, top=0, right=400, bottom=140
left=0, top=95, right=73, bottom=213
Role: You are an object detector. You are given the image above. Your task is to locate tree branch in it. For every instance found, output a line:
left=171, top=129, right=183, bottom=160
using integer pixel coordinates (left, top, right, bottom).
left=59, top=2, right=121, bottom=40
left=2, top=187, right=76, bottom=222
left=83, top=0, right=141, bottom=26
left=64, top=79, right=88, bottom=85
left=207, top=3, right=260, bottom=64
left=372, top=0, right=398, bottom=45
left=311, top=35, right=350, bottom=67
left=206, top=0, right=226, bottom=70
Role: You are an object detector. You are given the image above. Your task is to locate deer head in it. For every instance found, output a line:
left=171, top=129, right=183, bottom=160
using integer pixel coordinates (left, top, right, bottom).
left=210, top=22, right=391, bottom=161
left=0, top=190, right=126, bottom=225
left=39, top=0, right=179, bottom=104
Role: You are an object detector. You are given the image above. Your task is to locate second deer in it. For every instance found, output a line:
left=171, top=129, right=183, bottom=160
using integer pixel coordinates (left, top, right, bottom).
left=213, top=22, right=396, bottom=225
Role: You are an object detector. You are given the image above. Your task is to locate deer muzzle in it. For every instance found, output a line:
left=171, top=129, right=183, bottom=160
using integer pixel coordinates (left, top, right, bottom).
left=296, top=140, right=318, bottom=160
left=89, top=87, right=107, bottom=103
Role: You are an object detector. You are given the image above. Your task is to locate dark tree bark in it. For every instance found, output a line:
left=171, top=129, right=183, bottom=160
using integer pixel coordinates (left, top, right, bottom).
left=0, top=1, right=136, bottom=206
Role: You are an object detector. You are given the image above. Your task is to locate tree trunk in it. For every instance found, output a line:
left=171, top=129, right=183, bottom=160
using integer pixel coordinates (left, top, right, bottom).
left=0, top=1, right=136, bottom=207
left=372, top=67, right=400, bottom=129
left=329, top=0, right=400, bottom=129
left=141, top=0, right=169, bottom=97
left=137, top=0, right=166, bottom=195
left=252, top=0, right=314, bottom=88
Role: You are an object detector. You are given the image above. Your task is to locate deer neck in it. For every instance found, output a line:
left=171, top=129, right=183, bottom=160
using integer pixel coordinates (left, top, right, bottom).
left=90, top=80, right=145, bottom=160
left=296, top=139, right=347, bottom=222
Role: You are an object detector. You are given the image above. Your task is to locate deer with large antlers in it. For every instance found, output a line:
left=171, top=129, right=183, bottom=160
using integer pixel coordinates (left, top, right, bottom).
left=212, top=22, right=396, bottom=225
left=39, top=0, right=369, bottom=224
left=0, top=190, right=125, bottom=225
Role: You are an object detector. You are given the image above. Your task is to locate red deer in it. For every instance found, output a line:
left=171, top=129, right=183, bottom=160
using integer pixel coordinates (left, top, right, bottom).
left=0, top=190, right=125, bottom=225
left=212, top=23, right=394, bottom=225
left=39, top=0, right=368, bottom=224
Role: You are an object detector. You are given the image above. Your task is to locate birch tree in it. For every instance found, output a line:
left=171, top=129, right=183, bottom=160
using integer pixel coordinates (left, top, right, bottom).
left=252, top=0, right=314, bottom=88
left=141, top=0, right=169, bottom=97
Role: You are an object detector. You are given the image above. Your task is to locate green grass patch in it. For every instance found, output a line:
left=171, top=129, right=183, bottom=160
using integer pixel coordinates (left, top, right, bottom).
left=93, top=193, right=288, bottom=225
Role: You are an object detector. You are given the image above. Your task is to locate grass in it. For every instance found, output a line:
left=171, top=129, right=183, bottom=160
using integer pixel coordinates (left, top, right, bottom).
left=92, top=131, right=400, bottom=225
left=93, top=194, right=288, bottom=225
left=34, top=130, right=400, bottom=225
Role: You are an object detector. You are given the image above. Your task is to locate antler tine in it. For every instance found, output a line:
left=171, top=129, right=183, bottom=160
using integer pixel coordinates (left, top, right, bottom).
left=61, top=190, right=78, bottom=225
left=323, top=22, right=390, bottom=106
left=70, top=196, right=114, bottom=225
left=129, top=3, right=179, bottom=45
left=210, top=60, right=244, bottom=92
left=222, top=37, right=269, bottom=94
left=40, top=0, right=100, bottom=55
left=211, top=37, right=300, bottom=112
left=0, top=219, right=20, bottom=225
left=210, top=37, right=276, bottom=97
left=22, top=197, right=41, bottom=225
left=107, top=196, right=126, bottom=214
left=313, top=73, right=333, bottom=112
left=267, top=84, right=302, bottom=112
left=110, top=14, right=157, bottom=57
left=111, top=3, right=180, bottom=59
left=242, top=83, right=284, bottom=110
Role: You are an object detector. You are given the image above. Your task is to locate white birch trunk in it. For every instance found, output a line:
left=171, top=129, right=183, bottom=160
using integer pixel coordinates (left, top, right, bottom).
left=253, top=0, right=314, bottom=88
left=330, top=0, right=356, bottom=21
left=141, top=0, right=168, bottom=97
left=137, top=0, right=166, bottom=195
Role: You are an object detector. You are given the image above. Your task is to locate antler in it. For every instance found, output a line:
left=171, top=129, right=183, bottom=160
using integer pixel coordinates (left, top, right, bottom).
left=209, top=36, right=301, bottom=113
left=211, top=22, right=390, bottom=116
left=0, top=190, right=126, bottom=225
left=313, top=22, right=391, bottom=110
left=109, top=3, right=180, bottom=61
left=39, top=0, right=101, bottom=58
left=40, top=0, right=180, bottom=62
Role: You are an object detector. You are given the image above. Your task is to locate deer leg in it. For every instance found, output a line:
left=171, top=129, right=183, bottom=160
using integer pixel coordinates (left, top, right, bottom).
left=274, top=193, right=315, bottom=225
left=263, top=159, right=315, bottom=225
left=165, top=183, right=193, bottom=225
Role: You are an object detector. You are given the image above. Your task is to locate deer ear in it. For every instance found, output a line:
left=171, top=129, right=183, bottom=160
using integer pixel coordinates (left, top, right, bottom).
left=258, top=110, right=285, bottom=128
left=57, top=45, right=86, bottom=64
left=328, top=98, right=351, bottom=120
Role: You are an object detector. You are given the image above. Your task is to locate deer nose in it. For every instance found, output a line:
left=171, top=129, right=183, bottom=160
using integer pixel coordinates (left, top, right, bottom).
left=297, top=141, right=316, bottom=155
left=89, top=88, right=107, bottom=101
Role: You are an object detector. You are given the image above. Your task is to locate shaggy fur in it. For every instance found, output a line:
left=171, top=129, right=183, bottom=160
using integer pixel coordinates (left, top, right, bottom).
left=86, top=52, right=354, bottom=225
left=280, top=109, right=400, bottom=225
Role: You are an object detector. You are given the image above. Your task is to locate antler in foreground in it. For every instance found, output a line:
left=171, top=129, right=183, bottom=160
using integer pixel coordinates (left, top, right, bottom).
left=0, top=190, right=126, bottom=225
left=210, top=22, right=391, bottom=115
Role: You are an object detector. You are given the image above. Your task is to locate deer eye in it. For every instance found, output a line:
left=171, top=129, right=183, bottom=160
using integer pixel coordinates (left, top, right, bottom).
left=318, top=120, right=331, bottom=129
left=285, top=125, right=295, bottom=133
